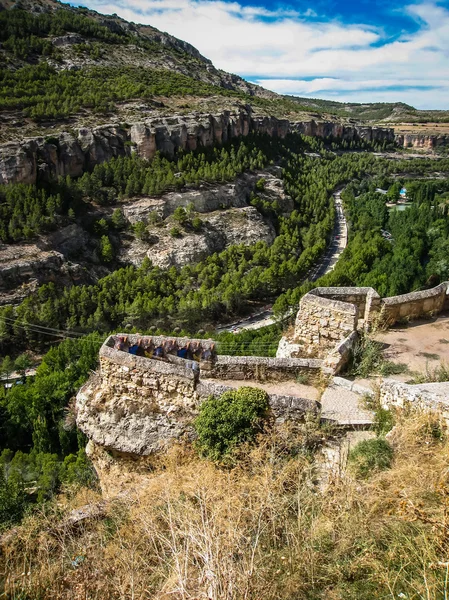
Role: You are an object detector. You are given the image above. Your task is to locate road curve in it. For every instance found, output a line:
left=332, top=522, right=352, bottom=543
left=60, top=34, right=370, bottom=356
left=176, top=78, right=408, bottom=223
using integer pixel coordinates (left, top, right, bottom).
left=216, top=189, right=348, bottom=333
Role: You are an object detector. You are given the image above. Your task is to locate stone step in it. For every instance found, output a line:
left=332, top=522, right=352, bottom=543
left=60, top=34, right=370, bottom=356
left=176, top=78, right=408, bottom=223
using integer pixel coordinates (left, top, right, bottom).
left=320, top=384, right=375, bottom=428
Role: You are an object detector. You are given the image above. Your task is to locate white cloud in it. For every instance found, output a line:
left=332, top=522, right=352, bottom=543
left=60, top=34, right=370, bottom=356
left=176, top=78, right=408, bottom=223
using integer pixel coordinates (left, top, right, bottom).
left=82, top=0, right=449, bottom=108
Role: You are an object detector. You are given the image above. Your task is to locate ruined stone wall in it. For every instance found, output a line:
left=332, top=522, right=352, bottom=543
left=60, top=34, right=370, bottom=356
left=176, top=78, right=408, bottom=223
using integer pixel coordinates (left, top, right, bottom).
left=294, top=293, right=358, bottom=356
left=289, top=282, right=449, bottom=361
left=75, top=336, right=320, bottom=456
left=381, top=282, right=448, bottom=325
left=380, top=379, right=449, bottom=426
left=196, top=380, right=318, bottom=423
left=309, top=287, right=381, bottom=324
left=204, top=355, right=323, bottom=382
left=76, top=348, right=200, bottom=455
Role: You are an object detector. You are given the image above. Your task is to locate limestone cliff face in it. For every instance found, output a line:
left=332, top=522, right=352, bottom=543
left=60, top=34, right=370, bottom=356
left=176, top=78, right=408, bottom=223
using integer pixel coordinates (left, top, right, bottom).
left=0, top=108, right=396, bottom=186
left=395, top=132, right=449, bottom=150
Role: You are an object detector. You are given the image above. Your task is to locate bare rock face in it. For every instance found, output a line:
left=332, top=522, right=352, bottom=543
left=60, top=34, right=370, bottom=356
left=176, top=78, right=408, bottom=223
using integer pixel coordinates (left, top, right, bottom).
left=122, top=173, right=256, bottom=224
left=395, top=133, right=449, bottom=150
left=0, top=108, right=399, bottom=186
left=120, top=207, right=275, bottom=269
left=0, top=243, right=65, bottom=291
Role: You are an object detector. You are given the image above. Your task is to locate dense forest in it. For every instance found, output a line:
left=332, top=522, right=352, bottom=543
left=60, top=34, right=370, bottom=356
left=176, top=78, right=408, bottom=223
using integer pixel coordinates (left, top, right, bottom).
left=273, top=178, right=449, bottom=315
left=0, top=64, right=242, bottom=120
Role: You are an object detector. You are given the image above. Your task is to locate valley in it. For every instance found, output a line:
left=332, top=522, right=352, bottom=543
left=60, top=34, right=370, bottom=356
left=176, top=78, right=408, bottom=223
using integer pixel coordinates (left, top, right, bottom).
left=1, top=1, right=449, bottom=598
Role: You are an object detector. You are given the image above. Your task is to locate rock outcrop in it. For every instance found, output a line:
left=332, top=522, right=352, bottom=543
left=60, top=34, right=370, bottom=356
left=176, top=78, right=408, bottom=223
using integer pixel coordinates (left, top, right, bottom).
left=120, top=207, right=275, bottom=269
left=395, top=132, right=449, bottom=150
left=0, top=108, right=396, bottom=186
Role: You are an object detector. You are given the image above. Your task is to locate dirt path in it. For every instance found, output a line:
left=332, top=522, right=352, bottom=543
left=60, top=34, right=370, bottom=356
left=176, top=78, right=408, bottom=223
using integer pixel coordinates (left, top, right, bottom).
left=374, top=312, right=449, bottom=381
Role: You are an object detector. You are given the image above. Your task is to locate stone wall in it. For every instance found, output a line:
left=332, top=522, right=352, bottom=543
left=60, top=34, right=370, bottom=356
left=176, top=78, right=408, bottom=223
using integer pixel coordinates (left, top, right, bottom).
left=196, top=380, right=318, bottom=423
left=287, top=282, right=449, bottom=361
left=294, top=293, right=358, bottom=356
left=204, top=355, right=323, bottom=382
left=76, top=335, right=320, bottom=456
left=323, top=331, right=359, bottom=374
left=380, top=379, right=449, bottom=425
left=309, top=287, right=381, bottom=324
left=76, top=349, right=200, bottom=455
left=381, top=282, right=448, bottom=325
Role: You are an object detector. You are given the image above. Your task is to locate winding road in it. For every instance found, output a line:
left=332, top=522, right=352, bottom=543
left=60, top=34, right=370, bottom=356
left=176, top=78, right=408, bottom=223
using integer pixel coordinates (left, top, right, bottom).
left=216, top=189, right=348, bottom=333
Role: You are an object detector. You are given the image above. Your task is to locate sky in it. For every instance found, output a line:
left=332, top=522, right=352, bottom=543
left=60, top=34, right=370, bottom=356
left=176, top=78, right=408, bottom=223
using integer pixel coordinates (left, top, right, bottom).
left=75, top=0, right=449, bottom=109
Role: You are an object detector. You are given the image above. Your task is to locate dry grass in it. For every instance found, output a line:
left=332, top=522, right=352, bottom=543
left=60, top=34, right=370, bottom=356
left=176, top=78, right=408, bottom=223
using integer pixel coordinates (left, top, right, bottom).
left=1, top=415, right=449, bottom=600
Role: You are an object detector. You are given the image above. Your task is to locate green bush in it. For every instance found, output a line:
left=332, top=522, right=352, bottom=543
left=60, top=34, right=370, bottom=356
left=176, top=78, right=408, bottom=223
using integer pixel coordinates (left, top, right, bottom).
left=194, top=387, right=270, bottom=462
left=348, top=438, right=394, bottom=479
left=170, top=226, right=182, bottom=238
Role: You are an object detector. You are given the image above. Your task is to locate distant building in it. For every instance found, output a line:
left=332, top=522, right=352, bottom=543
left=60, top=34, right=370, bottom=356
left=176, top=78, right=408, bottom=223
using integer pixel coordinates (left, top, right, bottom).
left=400, top=187, right=407, bottom=199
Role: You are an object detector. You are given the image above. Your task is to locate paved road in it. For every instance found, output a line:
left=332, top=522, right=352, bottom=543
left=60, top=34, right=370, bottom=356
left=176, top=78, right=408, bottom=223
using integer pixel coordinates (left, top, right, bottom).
left=216, top=189, right=348, bottom=333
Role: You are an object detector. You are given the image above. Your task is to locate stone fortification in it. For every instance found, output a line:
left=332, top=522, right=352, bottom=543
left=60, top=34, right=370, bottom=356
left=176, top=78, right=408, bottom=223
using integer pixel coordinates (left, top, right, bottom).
left=204, top=355, right=323, bottom=382
left=285, top=282, right=449, bottom=361
left=75, top=334, right=320, bottom=456
left=381, top=282, right=448, bottom=325
left=309, top=287, right=381, bottom=325
left=293, top=293, right=358, bottom=357
left=380, top=379, right=449, bottom=425
left=0, top=108, right=395, bottom=186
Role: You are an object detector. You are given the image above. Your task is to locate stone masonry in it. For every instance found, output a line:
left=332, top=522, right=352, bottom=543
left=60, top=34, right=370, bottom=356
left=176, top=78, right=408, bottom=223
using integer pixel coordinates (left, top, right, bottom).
left=75, top=334, right=320, bottom=456
left=293, top=293, right=358, bottom=356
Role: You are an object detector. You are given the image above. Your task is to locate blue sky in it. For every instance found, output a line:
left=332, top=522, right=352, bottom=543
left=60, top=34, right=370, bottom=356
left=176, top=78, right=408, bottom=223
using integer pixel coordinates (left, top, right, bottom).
left=76, top=0, right=449, bottom=109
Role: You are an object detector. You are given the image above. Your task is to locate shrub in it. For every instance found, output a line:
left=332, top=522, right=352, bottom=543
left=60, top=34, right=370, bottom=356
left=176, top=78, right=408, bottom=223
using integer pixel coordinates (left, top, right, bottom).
left=133, top=221, right=148, bottom=240
left=191, top=216, right=202, bottom=231
left=348, top=438, right=394, bottom=478
left=194, top=387, right=270, bottom=462
left=170, top=226, right=182, bottom=238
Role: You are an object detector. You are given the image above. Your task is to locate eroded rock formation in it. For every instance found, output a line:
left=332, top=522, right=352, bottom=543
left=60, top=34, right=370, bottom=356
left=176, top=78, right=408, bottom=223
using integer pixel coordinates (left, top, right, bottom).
left=0, top=108, right=396, bottom=186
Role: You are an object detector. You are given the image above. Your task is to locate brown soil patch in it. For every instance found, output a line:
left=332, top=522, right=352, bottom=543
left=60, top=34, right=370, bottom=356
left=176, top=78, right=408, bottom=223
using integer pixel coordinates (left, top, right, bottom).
left=391, top=122, right=449, bottom=135
left=374, top=312, right=449, bottom=381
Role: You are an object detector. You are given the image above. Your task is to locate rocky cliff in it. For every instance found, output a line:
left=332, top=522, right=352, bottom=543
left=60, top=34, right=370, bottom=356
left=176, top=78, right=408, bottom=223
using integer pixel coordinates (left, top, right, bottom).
left=0, top=108, right=396, bottom=186
left=395, top=132, right=449, bottom=150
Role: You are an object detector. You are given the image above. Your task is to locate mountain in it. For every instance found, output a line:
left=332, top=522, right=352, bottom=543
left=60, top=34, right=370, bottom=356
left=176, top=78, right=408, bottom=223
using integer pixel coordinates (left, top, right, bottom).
left=2, top=0, right=449, bottom=147
left=0, top=0, right=288, bottom=143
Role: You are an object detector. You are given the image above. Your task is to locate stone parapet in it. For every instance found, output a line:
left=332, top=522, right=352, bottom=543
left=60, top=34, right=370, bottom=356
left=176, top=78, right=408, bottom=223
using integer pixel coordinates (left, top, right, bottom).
left=196, top=380, right=319, bottom=422
left=76, top=335, right=322, bottom=456
left=324, top=331, right=359, bottom=375
left=309, top=286, right=381, bottom=324
left=205, top=355, right=323, bottom=381
left=294, top=293, right=358, bottom=356
left=381, top=282, right=448, bottom=325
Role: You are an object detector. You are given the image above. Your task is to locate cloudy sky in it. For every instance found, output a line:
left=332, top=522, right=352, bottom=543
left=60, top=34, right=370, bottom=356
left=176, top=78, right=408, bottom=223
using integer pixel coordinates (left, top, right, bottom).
left=76, top=0, right=449, bottom=109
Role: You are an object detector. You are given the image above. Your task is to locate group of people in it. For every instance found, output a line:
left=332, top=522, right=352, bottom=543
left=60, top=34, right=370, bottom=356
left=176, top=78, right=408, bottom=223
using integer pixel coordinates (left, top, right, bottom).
left=113, top=336, right=216, bottom=362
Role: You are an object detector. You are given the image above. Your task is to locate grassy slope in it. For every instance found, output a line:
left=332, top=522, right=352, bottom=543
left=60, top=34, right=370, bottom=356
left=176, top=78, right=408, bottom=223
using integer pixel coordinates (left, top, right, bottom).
left=2, top=412, right=448, bottom=599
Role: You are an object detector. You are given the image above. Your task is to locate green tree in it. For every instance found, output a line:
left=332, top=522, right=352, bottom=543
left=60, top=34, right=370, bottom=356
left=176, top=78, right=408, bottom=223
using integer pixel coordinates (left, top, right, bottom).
left=1, top=356, right=14, bottom=385
left=100, top=235, right=114, bottom=262
left=194, top=387, right=270, bottom=462
left=170, top=226, right=182, bottom=238
left=133, top=221, right=148, bottom=240
left=14, top=354, right=32, bottom=379
left=173, top=207, right=188, bottom=226
left=111, top=208, right=126, bottom=230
